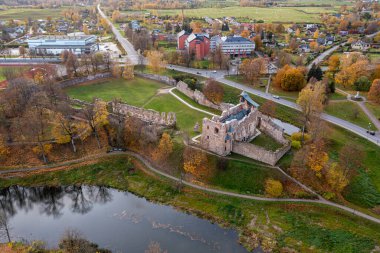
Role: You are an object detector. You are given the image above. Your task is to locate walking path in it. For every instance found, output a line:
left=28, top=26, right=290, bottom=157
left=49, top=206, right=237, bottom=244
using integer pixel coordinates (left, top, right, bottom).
left=1, top=150, right=380, bottom=225
left=358, top=102, right=380, bottom=131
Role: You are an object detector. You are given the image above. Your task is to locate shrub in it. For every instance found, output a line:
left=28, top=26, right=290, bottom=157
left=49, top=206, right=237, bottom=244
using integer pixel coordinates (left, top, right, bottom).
left=291, top=132, right=311, bottom=142
left=291, top=140, right=301, bottom=149
left=265, top=179, right=283, bottom=197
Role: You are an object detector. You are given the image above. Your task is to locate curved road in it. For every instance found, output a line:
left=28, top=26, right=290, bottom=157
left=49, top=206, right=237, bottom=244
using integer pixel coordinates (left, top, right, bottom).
left=1, top=150, right=380, bottom=225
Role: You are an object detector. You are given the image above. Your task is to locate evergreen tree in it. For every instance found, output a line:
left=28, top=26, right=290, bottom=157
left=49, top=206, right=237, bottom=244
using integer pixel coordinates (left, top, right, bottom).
left=307, top=64, right=323, bottom=81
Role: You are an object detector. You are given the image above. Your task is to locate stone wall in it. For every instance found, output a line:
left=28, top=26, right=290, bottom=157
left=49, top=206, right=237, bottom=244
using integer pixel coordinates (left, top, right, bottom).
left=111, top=101, right=176, bottom=127
left=232, top=141, right=291, bottom=166
left=58, top=73, right=113, bottom=89
left=176, top=81, right=233, bottom=111
left=258, top=114, right=288, bottom=145
left=135, top=72, right=177, bottom=86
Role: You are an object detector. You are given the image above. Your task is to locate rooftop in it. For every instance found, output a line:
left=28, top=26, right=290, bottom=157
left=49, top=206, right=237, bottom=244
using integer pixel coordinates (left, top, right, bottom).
left=28, top=35, right=96, bottom=41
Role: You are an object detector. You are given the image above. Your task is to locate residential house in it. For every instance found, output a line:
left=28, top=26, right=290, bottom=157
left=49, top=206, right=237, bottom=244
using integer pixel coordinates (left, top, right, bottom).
left=352, top=40, right=371, bottom=51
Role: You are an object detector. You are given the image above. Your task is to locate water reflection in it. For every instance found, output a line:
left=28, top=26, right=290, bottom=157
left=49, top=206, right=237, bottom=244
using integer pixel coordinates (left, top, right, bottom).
left=0, top=185, right=112, bottom=218
left=0, top=186, right=249, bottom=253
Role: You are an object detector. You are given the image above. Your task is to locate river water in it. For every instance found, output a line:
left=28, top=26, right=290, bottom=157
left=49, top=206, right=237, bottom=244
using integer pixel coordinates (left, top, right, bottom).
left=0, top=186, right=249, bottom=253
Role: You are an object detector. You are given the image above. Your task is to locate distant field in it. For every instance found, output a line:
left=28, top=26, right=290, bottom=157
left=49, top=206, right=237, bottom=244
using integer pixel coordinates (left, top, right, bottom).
left=0, top=7, right=68, bottom=20
left=152, top=6, right=337, bottom=23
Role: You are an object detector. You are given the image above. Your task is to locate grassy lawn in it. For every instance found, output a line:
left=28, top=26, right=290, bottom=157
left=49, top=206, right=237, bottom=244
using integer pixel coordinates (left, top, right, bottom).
left=324, top=101, right=374, bottom=129
left=172, top=89, right=221, bottom=115
left=65, top=77, right=167, bottom=107
left=153, top=6, right=335, bottom=23
left=250, top=133, right=284, bottom=151
left=366, top=102, right=380, bottom=121
left=0, top=7, right=70, bottom=20
left=328, top=92, right=347, bottom=101
left=1, top=157, right=380, bottom=252
left=143, top=93, right=209, bottom=135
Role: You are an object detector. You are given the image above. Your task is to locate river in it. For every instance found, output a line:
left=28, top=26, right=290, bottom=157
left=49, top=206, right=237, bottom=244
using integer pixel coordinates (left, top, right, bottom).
left=0, top=186, right=249, bottom=253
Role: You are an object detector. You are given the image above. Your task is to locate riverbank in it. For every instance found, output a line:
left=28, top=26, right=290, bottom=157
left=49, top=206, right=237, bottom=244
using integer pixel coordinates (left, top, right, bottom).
left=1, top=156, right=380, bottom=252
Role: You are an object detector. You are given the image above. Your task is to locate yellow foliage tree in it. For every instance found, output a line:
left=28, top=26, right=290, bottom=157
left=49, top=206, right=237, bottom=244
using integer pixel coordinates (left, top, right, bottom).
left=34, top=71, right=45, bottom=85
left=265, top=179, right=283, bottom=197
left=147, top=50, right=166, bottom=73
left=297, top=82, right=325, bottom=124
left=313, top=29, right=319, bottom=39
left=154, top=132, right=173, bottom=161
left=183, top=147, right=210, bottom=180
left=123, top=60, right=134, bottom=80
left=326, top=163, right=349, bottom=193
left=32, top=143, right=53, bottom=157
left=112, top=10, right=121, bottom=23
left=306, top=141, right=329, bottom=177
left=328, top=55, right=340, bottom=73
left=0, top=138, right=9, bottom=158
left=83, top=24, right=90, bottom=35
left=240, top=30, right=250, bottom=38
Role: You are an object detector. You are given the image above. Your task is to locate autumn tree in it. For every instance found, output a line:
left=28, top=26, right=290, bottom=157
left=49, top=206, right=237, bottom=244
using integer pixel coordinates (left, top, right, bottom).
left=111, top=62, right=122, bottom=78
left=52, top=105, right=84, bottom=153
left=265, top=179, right=283, bottom=197
left=0, top=137, right=9, bottom=159
left=260, top=100, right=276, bottom=118
left=239, top=58, right=265, bottom=85
left=83, top=24, right=90, bottom=35
left=297, top=82, right=326, bottom=130
left=82, top=100, right=109, bottom=148
left=339, top=144, right=364, bottom=179
left=203, top=79, right=224, bottom=104
left=326, top=163, right=348, bottom=193
left=306, top=140, right=329, bottom=177
left=65, top=52, right=79, bottom=77
left=274, top=65, right=306, bottom=91
left=368, top=79, right=380, bottom=103
left=111, top=10, right=121, bottom=23
left=122, top=60, right=134, bottom=80
left=183, top=147, right=211, bottom=181
left=328, top=55, right=340, bottom=74
left=240, top=30, right=250, bottom=38
left=153, top=132, right=173, bottom=161
left=147, top=50, right=166, bottom=73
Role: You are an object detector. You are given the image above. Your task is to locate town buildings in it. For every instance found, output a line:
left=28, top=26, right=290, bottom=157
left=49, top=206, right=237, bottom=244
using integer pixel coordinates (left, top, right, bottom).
left=27, top=35, right=99, bottom=56
left=177, top=30, right=210, bottom=60
left=210, top=35, right=255, bottom=56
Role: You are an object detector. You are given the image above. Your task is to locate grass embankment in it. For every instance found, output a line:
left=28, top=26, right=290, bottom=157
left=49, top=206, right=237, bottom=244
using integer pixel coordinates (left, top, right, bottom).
left=1, top=157, right=379, bottom=252
left=325, top=101, right=375, bottom=129
left=143, top=93, right=209, bottom=135
left=65, top=77, right=168, bottom=107
left=172, top=89, right=221, bottom=115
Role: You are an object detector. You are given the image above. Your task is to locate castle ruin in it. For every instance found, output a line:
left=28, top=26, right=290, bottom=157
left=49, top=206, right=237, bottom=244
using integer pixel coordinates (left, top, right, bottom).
left=200, top=91, right=290, bottom=166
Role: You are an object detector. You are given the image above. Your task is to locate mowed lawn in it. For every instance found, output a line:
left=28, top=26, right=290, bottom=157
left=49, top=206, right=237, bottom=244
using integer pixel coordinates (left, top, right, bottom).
left=366, top=102, right=380, bottom=120
left=324, top=101, right=374, bottom=130
left=143, top=93, right=209, bottom=135
left=153, top=6, right=336, bottom=23
left=0, top=8, right=69, bottom=20
left=65, top=77, right=168, bottom=107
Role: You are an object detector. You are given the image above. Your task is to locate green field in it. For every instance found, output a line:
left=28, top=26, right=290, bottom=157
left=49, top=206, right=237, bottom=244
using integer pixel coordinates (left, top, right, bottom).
left=65, top=77, right=167, bottom=107
left=366, top=102, right=380, bottom=120
left=0, top=8, right=69, bottom=20
left=152, top=6, right=337, bottom=23
left=325, top=101, right=375, bottom=130
left=143, top=93, right=209, bottom=134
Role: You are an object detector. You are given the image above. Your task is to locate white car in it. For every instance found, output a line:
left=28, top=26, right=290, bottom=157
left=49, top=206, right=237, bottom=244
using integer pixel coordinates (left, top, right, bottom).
left=213, top=70, right=217, bottom=73
left=273, top=95, right=280, bottom=99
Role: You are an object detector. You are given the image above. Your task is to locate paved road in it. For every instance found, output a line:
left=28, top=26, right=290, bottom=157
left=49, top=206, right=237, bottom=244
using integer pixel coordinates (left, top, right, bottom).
left=168, top=65, right=380, bottom=146
left=97, top=4, right=140, bottom=64
left=307, top=43, right=343, bottom=70
left=1, top=150, right=380, bottom=225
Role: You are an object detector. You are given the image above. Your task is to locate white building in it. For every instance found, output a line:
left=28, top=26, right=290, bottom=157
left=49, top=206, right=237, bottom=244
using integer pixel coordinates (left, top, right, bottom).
left=211, top=35, right=255, bottom=56
left=351, top=40, right=371, bottom=51
left=27, top=35, right=99, bottom=56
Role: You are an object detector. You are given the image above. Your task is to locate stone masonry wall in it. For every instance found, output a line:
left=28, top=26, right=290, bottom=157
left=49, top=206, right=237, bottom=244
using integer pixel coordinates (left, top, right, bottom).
left=232, top=141, right=291, bottom=166
left=111, top=101, right=176, bottom=127
left=176, top=81, right=233, bottom=111
left=259, top=114, right=288, bottom=145
left=135, top=72, right=177, bottom=86
left=58, top=73, right=113, bottom=89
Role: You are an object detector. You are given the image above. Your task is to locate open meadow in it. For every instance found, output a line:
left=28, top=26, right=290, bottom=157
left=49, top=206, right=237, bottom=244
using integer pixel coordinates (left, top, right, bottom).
left=152, top=6, right=337, bottom=23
